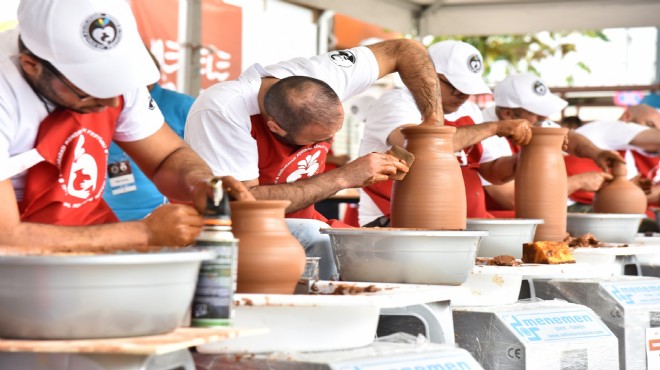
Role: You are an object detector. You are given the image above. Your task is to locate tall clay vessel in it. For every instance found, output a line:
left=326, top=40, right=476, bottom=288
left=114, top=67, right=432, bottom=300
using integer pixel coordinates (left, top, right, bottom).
left=515, top=127, right=568, bottom=241
left=391, top=125, right=466, bottom=229
left=593, top=162, right=647, bottom=214
left=231, top=200, right=306, bottom=294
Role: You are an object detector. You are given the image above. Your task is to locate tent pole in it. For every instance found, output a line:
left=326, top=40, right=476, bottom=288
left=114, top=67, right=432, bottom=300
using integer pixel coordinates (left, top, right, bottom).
left=178, top=0, right=202, bottom=96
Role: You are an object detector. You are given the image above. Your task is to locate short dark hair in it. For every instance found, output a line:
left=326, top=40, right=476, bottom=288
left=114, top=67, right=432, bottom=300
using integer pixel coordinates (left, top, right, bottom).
left=264, top=76, right=341, bottom=136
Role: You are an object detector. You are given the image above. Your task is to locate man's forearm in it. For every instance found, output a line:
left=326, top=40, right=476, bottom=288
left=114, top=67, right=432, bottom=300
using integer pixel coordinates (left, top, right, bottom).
left=151, top=146, right=214, bottom=202
left=454, top=123, right=498, bottom=150
left=249, top=171, right=346, bottom=213
left=479, top=155, right=517, bottom=184
left=368, top=40, right=443, bottom=124
left=568, top=131, right=601, bottom=159
left=3, top=222, right=149, bottom=249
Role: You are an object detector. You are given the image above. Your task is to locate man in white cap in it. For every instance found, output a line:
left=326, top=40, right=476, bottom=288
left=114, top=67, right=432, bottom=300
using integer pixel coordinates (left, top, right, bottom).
left=566, top=104, right=660, bottom=214
left=185, top=37, right=444, bottom=279
left=481, top=73, right=625, bottom=215
left=0, top=0, right=251, bottom=249
left=358, top=40, right=532, bottom=226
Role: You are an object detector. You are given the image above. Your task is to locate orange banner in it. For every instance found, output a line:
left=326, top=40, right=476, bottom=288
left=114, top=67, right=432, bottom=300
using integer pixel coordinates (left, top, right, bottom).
left=334, top=13, right=400, bottom=50
left=131, top=0, right=242, bottom=91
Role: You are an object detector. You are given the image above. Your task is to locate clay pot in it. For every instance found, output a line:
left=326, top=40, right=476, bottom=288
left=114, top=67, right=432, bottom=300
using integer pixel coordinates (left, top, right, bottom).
left=391, top=125, right=466, bottom=229
left=230, top=200, right=305, bottom=294
left=593, top=162, right=647, bottom=214
left=515, top=127, right=568, bottom=241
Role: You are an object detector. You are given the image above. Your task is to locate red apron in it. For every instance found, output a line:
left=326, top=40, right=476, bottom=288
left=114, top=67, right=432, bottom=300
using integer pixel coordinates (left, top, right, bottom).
left=363, top=116, right=494, bottom=220
left=446, top=117, right=493, bottom=219
left=619, top=149, right=660, bottom=178
left=19, top=103, right=123, bottom=225
left=250, top=115, right=351, bottom=228
left=563, top=155, right=602, bottom=205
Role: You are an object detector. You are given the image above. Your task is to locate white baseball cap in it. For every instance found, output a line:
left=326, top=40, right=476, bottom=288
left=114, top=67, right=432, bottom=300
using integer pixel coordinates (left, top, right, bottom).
left=428, top=40, right=491, bottom=95
left=18, top=0, right=159, bottom=99
left=494, top=73, right=568, bottom=117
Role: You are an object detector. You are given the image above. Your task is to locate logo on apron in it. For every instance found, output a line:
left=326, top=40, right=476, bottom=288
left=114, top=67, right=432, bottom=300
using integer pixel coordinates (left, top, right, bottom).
left=58, top=128, right=108, bottom=208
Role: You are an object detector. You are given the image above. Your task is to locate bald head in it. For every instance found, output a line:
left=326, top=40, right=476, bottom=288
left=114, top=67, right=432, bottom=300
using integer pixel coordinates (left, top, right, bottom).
left=264, top=76, right=343, bottom=136
left=622, top=104, right=660, bottom=129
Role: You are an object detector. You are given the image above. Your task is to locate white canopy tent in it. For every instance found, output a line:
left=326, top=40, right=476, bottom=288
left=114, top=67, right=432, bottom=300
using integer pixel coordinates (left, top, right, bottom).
left=282, top=0, right=660, bottom=37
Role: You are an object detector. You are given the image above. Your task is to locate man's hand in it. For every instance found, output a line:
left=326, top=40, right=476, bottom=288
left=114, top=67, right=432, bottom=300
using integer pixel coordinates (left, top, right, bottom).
left=191, top=175, right=255, bottom=214
left=495, top=119, right=533, bottom=146
left=141, top=204, right=204, bottom=246
left=632, top=175, right=653, bottom=194
left=594, top=150, right=626, bottom=171
left=573, top=172, right=613, bottom=192
left=337, top=152, right=409, bottom=188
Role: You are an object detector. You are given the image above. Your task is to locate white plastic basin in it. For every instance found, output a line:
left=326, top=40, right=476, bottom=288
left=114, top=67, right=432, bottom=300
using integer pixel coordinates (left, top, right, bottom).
left=320, top=228, right=487, bottom=285
left=466, top=218, right=544, bottom=258
left=566, top=213, right=645, bottom=243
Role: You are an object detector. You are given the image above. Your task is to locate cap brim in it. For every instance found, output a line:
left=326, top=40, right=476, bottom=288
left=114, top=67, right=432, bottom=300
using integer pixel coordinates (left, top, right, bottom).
left=525, top=94, right=568, bottom=117
left=54, top=42, right=159, bottom=99
left=448, top=74, right=492, bottom=95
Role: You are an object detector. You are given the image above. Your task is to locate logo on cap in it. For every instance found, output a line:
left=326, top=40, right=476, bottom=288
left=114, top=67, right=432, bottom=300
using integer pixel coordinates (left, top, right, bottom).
left=82, top=13, right=122, bottom=50
left=532, top=80, right=547, bottom=96
left=467, top=54, right=482, bottom=73
left=329, top=50, right=356, bottom=67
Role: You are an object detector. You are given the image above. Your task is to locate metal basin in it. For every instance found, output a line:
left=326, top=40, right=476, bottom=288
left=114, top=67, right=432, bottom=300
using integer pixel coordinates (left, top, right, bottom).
left=467, top=218, right=544, bottom=258
left=0, top=248, right=215, bottom=339
left=566, top=213, right=645, bottom=243
left=320, top=228, right=487, bottom=285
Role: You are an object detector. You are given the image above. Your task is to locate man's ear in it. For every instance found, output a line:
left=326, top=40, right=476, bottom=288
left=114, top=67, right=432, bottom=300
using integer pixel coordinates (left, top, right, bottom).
left=620, top=110, right=632, bottom=123
left=497, top=107, right=514, bottom=120
left=266, top=119, right=287, bottom=136
left=18, top=53, right=42, bottom=79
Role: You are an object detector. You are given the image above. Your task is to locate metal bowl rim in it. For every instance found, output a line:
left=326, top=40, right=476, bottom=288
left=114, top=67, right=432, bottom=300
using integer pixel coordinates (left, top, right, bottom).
left=320, top=228, right=488, bottom=237
left=0, top=248, right=216, bottom=265
left=566, top=213, right=646, bottom=219
left=467, top=218, right=544, bottom=225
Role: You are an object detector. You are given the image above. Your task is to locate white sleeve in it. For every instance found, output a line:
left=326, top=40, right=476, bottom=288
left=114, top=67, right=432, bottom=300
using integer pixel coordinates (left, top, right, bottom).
left=359, top=89, right=421, bottom=156
left=184, top=82, right=259, bottom=181
left=262, top=46, right=380, bottom=101
left=114, top=87, right=164, bottom=142
left=480, top=135, right=513, bottom=164
left=576, top=120, right=649, bottom=151
left=0, top=90, right=12, bottom=163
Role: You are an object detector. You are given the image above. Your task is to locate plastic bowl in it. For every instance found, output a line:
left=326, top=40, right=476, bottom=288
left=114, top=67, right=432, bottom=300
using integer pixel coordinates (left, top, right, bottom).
left=466, top=218, right=544, bottom=259
left=0, top=248, right=215, bottom=339
left=566, top=213, right=646, bottom=243
left=320, top=228, right=488, bottom=285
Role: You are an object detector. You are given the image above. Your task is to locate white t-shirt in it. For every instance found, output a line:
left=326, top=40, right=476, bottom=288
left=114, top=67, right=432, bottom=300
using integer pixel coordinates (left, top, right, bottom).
left=0, top=29, right=164, bottom=200
left=575, top=120, right=649, bottom=152
left=576, top=119, right=651, bottom=178
left=358, top=89, right=511, bottom=225
left=185, top=47, right=380, bottom=181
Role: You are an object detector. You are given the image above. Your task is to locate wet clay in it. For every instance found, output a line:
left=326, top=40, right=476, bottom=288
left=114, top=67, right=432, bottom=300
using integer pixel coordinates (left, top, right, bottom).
left=390, top=125, right=466, bottom=229
left=515, top=127, right=568, bottom=241
left=593, top=162, right=647, bottom=214
left=230, top=200, right=306, bottom=294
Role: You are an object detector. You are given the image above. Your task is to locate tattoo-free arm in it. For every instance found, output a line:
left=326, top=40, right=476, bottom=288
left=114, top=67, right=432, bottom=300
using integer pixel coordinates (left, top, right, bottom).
left=367, top=39, right=443, bottom=125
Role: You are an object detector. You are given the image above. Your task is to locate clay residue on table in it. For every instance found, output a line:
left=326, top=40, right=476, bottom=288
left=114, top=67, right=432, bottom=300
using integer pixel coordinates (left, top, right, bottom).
left=309, top=282, right=381, bottom=295
left=475, top=255, right=522, bottom=266
left=563, top=232, right=628, bottom=249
